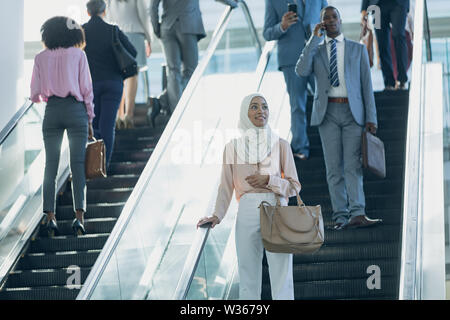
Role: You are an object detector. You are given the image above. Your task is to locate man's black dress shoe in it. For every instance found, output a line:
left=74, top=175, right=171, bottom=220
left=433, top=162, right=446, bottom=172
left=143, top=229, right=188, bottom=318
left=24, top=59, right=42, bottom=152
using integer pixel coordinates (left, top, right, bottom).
left=72, top=219, right=86, bottom=236
left=148, top=97, right=161, bottom=128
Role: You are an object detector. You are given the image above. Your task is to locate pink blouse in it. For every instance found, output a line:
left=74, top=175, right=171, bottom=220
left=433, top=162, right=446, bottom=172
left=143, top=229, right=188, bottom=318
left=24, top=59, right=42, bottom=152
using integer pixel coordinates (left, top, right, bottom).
left=30, top=47, right=95, bottom=123
left=213, top=138, right=302, bottom=222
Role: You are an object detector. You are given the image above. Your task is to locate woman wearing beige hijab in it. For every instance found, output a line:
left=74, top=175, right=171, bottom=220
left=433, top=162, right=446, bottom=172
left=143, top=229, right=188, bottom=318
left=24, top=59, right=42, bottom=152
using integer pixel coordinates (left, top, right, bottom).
left=198, top=93, right=301, bottom=300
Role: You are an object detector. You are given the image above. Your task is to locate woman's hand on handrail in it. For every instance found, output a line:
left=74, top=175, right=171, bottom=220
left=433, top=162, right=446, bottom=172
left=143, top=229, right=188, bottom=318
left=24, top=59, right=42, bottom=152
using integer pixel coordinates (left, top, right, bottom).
left=197, top=215, right=220, bottom=229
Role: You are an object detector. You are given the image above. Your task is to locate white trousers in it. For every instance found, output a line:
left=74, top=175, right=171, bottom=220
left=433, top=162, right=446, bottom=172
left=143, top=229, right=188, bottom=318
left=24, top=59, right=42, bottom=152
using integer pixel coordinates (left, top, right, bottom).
left=235, top=193, right=294, bottom=300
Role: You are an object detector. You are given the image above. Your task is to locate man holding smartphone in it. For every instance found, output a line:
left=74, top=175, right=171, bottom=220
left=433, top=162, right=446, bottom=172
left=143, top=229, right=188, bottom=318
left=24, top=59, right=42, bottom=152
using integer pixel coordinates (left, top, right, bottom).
left=263, top=0, right=328, bottom=161
left=296, top=6, right=382, bottom=230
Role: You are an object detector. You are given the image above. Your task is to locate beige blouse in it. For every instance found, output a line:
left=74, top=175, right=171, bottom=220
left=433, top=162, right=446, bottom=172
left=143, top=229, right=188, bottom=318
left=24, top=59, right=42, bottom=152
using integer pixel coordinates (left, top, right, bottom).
left=213, top=138, right=301, bottom=222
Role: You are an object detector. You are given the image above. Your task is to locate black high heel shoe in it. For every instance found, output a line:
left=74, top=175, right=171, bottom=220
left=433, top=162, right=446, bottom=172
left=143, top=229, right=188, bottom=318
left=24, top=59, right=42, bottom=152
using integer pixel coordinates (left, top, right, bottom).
left=72, top=219, right=86, bottom=236
left=148, top=97, right=161, bottom=128
left=45, top=219, right=59, bottom=238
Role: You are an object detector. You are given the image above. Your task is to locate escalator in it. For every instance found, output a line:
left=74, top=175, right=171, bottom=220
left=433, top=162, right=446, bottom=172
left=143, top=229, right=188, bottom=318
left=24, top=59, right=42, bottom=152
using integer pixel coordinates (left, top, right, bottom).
left=0, top=0, right=443, bottom=301
left=262, top=91, right=408, bottom=299
left=0, top=107, right=169, bottom=300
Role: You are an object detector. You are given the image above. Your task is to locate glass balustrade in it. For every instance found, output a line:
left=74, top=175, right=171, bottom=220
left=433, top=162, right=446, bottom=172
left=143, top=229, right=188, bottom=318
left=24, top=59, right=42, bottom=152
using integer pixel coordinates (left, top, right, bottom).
left=87, top=4, right=263, bottom=300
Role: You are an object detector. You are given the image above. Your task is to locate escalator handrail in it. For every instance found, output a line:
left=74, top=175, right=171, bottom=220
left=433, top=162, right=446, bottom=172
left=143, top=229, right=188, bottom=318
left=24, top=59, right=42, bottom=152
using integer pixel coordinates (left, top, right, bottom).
left=0, top=99, right=33, bottom=146
left=175, top=40, right=278, bottom=300
left=77, top=1, right=261, bottom=300
left=399, top=0, right=446, bottom=300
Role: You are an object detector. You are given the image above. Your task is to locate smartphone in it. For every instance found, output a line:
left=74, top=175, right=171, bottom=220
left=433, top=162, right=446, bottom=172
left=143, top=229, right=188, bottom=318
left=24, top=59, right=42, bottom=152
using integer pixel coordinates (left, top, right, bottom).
left=287, top=3, right=297, bottom=14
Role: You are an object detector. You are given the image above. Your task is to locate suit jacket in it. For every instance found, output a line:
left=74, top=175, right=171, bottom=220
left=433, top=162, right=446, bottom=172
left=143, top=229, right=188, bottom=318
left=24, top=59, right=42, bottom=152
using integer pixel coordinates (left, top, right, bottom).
left=263, top=0, right=327, bottom=70
left=295, top=35, right=377, bottom=127
left=83, top=16, right=137, bottom=82
left=361, top=0, right=410, bottom=11
left=150, top=0, right=206, bottom=40
left=106, top=0, right=152, bottom=44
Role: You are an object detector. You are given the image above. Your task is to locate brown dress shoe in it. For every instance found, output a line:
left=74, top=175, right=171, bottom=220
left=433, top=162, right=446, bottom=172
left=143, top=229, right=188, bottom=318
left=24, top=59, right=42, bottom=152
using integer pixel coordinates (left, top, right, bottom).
left=328, top=221, right=348, bottom=231
left=346, top=215, right=382, bottom=229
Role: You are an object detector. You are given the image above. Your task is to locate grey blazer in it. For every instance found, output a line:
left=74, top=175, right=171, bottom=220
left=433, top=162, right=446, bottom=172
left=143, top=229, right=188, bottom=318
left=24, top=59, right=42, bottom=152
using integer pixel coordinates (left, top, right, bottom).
left=296, top=35, right=377, bottom=127
left=150, top=0, right=206, bottom=40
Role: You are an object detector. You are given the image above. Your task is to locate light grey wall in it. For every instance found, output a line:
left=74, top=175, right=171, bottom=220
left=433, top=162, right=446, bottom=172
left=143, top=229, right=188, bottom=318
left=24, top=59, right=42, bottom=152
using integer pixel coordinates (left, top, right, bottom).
left=0, top=0, right=25, bottom=131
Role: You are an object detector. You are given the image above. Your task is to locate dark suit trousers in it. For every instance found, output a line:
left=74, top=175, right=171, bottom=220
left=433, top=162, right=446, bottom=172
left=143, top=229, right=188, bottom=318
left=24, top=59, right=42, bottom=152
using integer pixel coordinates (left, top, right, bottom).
left=375, top=1, right=408, bottom=87
left=92, top=80, right=124, bottom=167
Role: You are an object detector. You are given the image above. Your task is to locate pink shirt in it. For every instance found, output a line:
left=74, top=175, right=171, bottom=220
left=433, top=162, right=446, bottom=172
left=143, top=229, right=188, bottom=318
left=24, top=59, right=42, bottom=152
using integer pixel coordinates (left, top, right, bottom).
left=213, top=138, right=302, bottom=222
left=30, top=47, right=95, bottom=123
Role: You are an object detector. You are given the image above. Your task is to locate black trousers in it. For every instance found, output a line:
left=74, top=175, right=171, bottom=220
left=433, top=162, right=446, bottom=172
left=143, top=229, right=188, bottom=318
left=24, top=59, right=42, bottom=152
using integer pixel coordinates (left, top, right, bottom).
left=375, top=0, right=409, bottom=87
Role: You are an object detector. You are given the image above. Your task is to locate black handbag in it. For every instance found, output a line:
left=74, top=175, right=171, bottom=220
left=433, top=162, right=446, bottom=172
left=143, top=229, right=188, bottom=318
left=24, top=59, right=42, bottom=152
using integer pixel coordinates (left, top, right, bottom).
left=111, top=26, right=138, bottom=79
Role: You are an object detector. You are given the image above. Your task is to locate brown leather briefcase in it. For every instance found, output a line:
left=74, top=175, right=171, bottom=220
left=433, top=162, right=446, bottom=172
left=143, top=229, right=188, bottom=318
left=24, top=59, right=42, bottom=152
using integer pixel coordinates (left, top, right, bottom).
left=362, top=131, right=386, bottom=178
left=85, top=138, right=107, bottom=180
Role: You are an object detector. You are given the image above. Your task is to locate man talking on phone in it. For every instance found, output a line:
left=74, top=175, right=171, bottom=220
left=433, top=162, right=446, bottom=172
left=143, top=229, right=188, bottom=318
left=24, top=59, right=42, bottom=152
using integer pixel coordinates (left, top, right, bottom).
left=296, top=6, right=382, bottom=230
left=263, top=0, right=327, bottom=161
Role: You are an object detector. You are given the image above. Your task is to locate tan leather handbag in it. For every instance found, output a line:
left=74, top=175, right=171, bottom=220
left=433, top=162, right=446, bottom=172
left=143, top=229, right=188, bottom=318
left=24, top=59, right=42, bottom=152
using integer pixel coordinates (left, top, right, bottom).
left=85, top=138, right=107, bottom=180
left=259, top=183, right=324, bottom=254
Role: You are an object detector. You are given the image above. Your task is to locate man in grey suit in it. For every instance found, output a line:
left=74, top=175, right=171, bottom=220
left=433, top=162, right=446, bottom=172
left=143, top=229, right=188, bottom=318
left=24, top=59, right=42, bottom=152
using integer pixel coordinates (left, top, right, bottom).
left=263, top=0, right=328, bottom=160
left=296, top=6, right=382, bottom=230
left=149, top=0, right=206, bottom=121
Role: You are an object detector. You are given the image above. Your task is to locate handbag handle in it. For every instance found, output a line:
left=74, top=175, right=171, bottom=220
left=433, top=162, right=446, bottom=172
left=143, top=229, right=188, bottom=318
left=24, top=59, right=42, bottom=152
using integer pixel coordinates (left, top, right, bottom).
left=255, top=162, right=304, bottom=208
left=274, top=177, right=304, bottom=208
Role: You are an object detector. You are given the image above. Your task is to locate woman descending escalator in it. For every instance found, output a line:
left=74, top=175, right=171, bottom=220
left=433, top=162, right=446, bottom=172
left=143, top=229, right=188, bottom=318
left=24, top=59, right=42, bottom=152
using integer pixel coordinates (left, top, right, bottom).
left=197, top=93, right=301, bottom=300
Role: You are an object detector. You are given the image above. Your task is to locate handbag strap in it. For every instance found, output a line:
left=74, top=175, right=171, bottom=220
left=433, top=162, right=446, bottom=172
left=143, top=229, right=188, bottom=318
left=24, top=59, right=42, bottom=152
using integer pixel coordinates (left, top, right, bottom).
left=256, top=161, right=304, bottom=208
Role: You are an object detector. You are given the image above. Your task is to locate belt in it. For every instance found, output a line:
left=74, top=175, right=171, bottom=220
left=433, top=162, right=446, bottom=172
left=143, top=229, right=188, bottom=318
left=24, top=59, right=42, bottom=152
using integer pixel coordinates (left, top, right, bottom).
left=328, top=97, right=349, bottom=104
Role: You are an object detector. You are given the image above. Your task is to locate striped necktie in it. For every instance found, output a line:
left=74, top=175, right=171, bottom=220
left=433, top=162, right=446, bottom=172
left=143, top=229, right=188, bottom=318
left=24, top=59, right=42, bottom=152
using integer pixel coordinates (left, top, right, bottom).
left=329, top=39, right=340, bottom=87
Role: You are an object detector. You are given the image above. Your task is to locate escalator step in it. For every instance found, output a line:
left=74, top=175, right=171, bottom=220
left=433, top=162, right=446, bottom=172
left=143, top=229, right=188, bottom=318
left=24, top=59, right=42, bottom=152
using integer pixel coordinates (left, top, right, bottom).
left=55, top=203, right=124, bottom=220
left=110, top=150, right=153, bottom=162
left=5, top=267, right=91, bottom=288
left=29, top=234, right=109, bottom=253
left=321, top=225, right=400, bottom=244
left=292, top=242, right=400, bottom=264
left=86, top=175, right=139, bottom=189
left=114, top=134, right=160, bottom=146
left=37, top=218, right=116, bottom=237
left=0, top=287, right=80, bottom=300
left=320, top=209, right=401, bottom=227
left=114, top=126, right=164, bottom=138
left=17, top=250, right=101, bottom=270
left=58, top=188, right=133, bottom=205
left=261, top=277, right=398, bottom=300
left=108, top=161, right=147, bottom=175
left=263, top=258, right=398, bottom=282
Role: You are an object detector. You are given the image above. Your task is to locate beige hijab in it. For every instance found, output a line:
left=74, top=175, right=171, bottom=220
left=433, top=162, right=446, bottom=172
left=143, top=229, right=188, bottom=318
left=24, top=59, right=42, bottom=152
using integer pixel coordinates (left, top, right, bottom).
left=233, top=93, right=279, bottom=164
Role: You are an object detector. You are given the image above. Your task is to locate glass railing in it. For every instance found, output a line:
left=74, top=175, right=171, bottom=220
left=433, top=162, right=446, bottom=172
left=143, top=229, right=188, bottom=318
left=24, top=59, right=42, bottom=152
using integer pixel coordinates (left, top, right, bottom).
left=399, top=0, right=447, bottom=299
left=182, top=40, right=291, bottom=300
left=78, top=1, right=264, bottom=300
left=428, top=36, right=450, bottom=291
left=0, top=100, right=71, bottom=284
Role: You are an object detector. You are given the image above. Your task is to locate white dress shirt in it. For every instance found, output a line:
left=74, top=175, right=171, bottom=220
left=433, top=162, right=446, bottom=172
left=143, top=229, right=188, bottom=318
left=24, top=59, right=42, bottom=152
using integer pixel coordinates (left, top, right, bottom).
left=325, top=33, right=348, bottom=98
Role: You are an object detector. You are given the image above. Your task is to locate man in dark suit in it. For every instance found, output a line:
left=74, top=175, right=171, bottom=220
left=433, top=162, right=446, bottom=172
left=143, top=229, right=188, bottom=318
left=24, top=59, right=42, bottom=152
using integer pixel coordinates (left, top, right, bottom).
left=263, top=0, right=328, bottom=160
left=149, top=0, right=206, bottom=123
left=361, top=0, right=410, bottom=90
